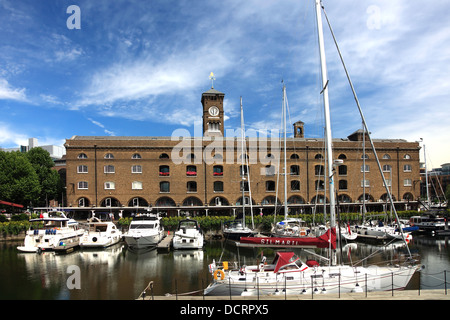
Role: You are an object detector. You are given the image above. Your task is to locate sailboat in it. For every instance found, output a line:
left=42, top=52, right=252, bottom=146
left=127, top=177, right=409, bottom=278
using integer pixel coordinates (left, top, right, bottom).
left=222, top=97, right=256, bottom=240
left=205, top=0, right=418, bottom=296
left=271, top=84, right=311, bottom=238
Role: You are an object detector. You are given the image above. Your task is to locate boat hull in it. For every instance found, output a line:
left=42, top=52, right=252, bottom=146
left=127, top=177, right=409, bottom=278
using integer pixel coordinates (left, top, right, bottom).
left=80, top=234, right=122, bottom=248
left=173, top=234, right=204, bottom=250
left=205, top=265, right=418, bottom=296
left=124, top=231, right=164, bottom=249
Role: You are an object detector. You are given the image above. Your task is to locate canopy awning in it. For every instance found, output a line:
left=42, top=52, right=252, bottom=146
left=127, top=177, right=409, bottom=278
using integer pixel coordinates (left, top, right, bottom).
left=0, top=200, right=24, bottom=208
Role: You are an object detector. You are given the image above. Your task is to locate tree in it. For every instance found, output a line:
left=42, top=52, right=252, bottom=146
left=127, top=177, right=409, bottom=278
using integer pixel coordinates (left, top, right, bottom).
left=0, top=151, right=41, bottom=206
left=26, top=148, right=62, bottom=207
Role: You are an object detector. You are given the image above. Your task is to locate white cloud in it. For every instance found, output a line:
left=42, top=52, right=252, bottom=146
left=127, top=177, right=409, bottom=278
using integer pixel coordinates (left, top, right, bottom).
left=0, top=123, right=28, bottom=148
left=0, top=78, right=27, bottom=101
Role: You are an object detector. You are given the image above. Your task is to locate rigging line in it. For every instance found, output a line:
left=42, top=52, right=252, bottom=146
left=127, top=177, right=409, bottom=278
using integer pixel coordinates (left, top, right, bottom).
left=321, top=5, right=412, bottom=258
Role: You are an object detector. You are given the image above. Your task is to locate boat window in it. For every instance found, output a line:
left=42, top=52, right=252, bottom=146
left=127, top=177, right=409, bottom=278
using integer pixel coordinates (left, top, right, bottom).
left=130, top=224, right=155, bottom=229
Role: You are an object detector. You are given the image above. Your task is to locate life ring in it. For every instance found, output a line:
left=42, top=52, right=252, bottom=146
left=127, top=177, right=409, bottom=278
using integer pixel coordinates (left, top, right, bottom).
left=213, top=269, right=225, bottom=280
left=300, top=230, right=306, bottom=236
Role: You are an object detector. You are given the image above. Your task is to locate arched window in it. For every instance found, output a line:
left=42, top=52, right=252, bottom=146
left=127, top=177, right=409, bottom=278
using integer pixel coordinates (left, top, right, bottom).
left=77, top=153, right=88, bottom=159
left=104, top=153, right=114, bottom=159
left=132, top=153, right=142, bottom=159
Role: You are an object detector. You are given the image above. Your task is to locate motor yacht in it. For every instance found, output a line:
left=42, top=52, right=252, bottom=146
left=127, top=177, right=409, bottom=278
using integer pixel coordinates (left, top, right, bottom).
left=80, top=213, right=122, bottom=248
left=17, top=211, right=84, bottom=253
left=123, top=213, right=165, bottom=249
left=172, top=218, right=204, bottom=250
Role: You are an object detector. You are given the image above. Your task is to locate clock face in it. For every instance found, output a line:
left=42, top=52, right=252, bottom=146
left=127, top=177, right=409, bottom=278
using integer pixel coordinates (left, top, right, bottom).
left=209, top=106, right=219, bottom=116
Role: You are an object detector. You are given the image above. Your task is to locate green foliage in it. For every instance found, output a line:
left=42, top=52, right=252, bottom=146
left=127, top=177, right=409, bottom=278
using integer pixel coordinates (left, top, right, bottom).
left=0, top=148, right=61, bottom=208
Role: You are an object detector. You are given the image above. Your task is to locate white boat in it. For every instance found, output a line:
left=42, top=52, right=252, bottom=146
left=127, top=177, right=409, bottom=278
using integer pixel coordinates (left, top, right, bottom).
left=80, top=213, right=122, bottom=248
left=272, top=218, right=310, bottom=238
left=409, top=211, right=447, bottom=232
left=172, top=218, right=204, bottom=250
left=205, top=251, right=417, bottom=296
left=223, top=220, right=254, bottom=241
left=206, top=0, right=417, bottom=296
left=17, top=211, right=85, bottom=253
left=123, top=214, right=165, bottom=249
left=353, top=222, right=412, bottom=242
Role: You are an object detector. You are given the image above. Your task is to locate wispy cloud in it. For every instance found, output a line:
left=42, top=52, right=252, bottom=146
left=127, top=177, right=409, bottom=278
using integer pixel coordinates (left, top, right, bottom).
left=0, top=78, right=27, bottom=101
left=87, top=118, right=115, bottom=136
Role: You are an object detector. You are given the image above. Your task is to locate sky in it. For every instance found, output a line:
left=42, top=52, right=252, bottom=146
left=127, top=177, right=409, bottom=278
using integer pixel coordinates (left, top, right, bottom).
left=0, top=0, right=449, bottom=168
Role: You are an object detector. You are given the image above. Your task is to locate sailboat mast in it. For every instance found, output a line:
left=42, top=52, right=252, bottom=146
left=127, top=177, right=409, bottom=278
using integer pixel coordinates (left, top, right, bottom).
left=283, top=84, right=288, bottom=219
left=315, top=0, right=336, bottom=228
left=240, top=97, right=246, bottom=228
left=424, top=144, right=430, bottom=207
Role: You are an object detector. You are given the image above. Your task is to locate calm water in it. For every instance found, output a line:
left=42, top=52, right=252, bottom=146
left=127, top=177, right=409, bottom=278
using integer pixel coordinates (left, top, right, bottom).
left=1, top=233, right=450, bottom=300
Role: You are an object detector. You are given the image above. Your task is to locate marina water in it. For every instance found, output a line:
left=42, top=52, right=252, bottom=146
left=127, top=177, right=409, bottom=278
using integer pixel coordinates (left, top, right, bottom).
left=1, top=233, right=449, bottom=300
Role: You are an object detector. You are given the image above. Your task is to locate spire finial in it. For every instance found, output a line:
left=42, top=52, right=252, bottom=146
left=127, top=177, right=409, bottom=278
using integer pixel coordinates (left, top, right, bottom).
left=209, top=72, right=215, bottom=88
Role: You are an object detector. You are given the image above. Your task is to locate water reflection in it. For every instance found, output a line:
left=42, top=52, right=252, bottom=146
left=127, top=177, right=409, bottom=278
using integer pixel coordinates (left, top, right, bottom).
left=1, top=234, right=449, bottom=299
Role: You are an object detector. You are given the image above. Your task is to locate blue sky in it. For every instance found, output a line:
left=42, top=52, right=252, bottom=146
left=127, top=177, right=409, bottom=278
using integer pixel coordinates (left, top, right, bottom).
left=0, top=0, right=449, bottom=167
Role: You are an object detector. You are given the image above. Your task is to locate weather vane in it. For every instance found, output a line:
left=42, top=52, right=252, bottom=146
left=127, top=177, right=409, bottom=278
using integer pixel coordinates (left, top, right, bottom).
left=209, top=72, right=215, bottom=89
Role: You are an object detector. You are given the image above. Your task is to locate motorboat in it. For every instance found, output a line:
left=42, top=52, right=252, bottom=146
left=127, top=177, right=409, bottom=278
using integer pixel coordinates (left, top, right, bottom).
left=17, top=211, right=85, bottom=253
left=223, top=219, right=254, bottom=241
left=353, top=221, right=413, bottom=243
left=123, top=213, right=165, bottom=249
left=172, top=218, right=204, bottom=250
left=409, top=212, right=447, bottom=232
left=80, top=213, right=122, bottom=248
left=205, top=251, right=418, bottom=296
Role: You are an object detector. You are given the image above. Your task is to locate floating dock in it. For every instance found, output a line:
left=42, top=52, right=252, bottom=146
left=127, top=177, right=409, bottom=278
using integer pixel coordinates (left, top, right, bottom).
left=157, top=234, right=173, bottom=253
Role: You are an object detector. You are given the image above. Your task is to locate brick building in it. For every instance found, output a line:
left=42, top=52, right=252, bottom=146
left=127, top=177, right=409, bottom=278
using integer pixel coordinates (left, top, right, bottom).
left=64, top=86, right=421, bottom=217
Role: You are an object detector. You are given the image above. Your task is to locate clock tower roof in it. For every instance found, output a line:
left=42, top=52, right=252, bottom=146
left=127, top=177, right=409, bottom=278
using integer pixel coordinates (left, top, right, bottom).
left=202, top=87, right=224, bottom=95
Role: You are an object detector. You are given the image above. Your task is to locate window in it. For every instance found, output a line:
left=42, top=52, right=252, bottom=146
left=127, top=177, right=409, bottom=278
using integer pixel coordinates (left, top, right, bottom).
left=213, top=165, right=223, bottom=176
left=383, top=179, right=392, bottom=187
left=186, top=165, right=197, bottom=176
left=239, top=165, right=249, bottom=176
left=77, top=165, right=88, bottom=173
left=291, top=180, right=300, bottom=191
left=78, top=197, right=88, bottom=207
left=104, top=181, right=115, bottom=189
left=132, top=181, right=143, bottom=190
left=159, top=165, right=170, bottom=176
left=160, top=181, right=170, bottom=193
left=315, top=165, right=324, bottom=176
left=266, top=181, right=276, bottom=192
left=104, top=165, right=115, bottom=173
left=403, top=154, right=411, bottom=159
left=361, top=164, right=370, bottom=172
left=240, top=181, right=249, bottom=192
left=382, top=154, right=391, bottom=159
left=403, top=164, right=412, bottom=172
left=187, top=181, right=197, bottom=192
left=361, top=154, right=369, bottom=159
left=338, top=165, right=347, bottom=176
left=290, top=154, right=299, bottom=159
left=290, top=165, right=300, bottom=176
left=159, top=153, right=170, bottom=159
left=78, top=181, right=88, bottom=189
left=208, top=122, right=220, bottom=132
left=265, top=165, right=276, bottom=176
left=77, top=153, right=88, bottom=159
left=314, top=154, right=323, bottom=159
left=383, top=164, right=392, bottom=172
left=104, top=153, right=114, bottom=159
left=404, top=179, right=412, bottom=186
left=132, top=165, right=142, bottom=173
left=338, top=154, right=347, bottom=159
left=361, top=179, right=370, bottom=187
left=315, top=180, right=324, bottom=191
left=339, top=180, right=347, bottom=190
left=214, top=181, right=224, bottom=192
left=132, top=153, right=142, bottom=159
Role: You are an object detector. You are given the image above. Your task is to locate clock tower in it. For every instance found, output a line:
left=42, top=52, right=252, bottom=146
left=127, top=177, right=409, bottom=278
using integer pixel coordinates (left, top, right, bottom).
left=202, top=84, right=225, bottom=137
